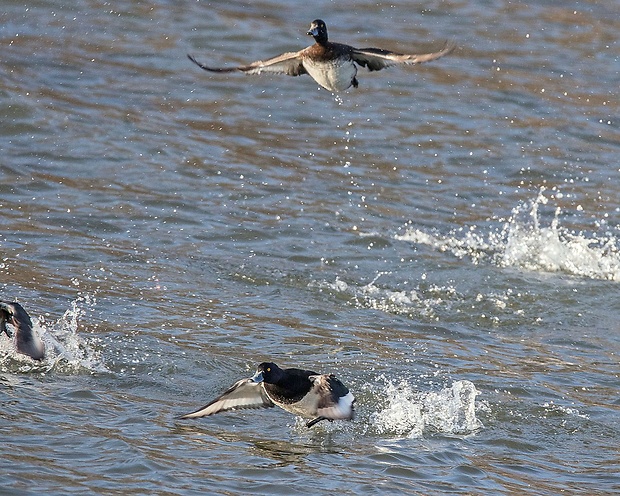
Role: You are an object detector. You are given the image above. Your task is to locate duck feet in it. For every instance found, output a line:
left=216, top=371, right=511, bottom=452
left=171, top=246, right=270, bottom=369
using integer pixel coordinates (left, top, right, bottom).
left=306, top=416, right=333, bottom=428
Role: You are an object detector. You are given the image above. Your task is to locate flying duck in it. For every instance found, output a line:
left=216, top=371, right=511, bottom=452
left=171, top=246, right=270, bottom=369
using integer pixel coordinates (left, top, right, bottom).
left=188, top=19, right=455, bottom=92
left=0, top=300, right=45, bottom=361
left=181, top=362, right=355, bottom=428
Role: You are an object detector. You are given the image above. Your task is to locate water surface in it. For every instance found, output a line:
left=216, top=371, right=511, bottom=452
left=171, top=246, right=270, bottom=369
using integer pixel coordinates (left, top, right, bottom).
left=1, top=1, right=619, bottom=494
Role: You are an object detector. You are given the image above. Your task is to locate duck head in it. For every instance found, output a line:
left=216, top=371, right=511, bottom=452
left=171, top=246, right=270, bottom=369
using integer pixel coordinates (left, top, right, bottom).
left=252, top=362, right=284, bottom=384
left=307, top=19, right=328, bottom=45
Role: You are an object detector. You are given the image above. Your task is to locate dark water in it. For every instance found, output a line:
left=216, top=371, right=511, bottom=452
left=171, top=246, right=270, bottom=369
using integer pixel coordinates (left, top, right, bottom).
left=1, top=0, right=619, bottom=494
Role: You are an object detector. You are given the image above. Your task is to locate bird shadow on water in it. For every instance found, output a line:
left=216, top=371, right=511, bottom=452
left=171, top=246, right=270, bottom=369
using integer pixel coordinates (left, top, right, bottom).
left=250, top=434, right=347, bottom=468
left=173, top=419, right=352, bottom=470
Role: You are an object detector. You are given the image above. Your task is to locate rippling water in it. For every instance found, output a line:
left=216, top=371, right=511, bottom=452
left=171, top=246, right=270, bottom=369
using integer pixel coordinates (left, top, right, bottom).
left=1, top=0, right=619, bottom=494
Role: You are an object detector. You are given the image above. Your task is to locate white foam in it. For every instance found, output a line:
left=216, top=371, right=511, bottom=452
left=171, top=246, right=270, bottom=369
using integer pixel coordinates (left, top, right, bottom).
left=42, top=295, right=108, bottom=374
left=309, top=275, right=453, bottom=320
left=395, top=187, right=620, bottom=280
left=542, top=401, right=589, bottom=420
left=370, top=377, right=483, bottom=438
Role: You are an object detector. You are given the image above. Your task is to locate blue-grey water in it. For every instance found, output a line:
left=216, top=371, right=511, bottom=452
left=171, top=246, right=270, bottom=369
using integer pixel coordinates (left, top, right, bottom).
left=1, top=1, right=619, bottom=494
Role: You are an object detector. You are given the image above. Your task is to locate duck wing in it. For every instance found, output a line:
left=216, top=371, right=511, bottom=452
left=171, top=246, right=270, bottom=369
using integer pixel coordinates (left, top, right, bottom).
left=188, top=51, right=307, bottom=77
left=352, top=41, right=456, bottom=72
left=310, top=374, right=355, bottom=420
left=180, top=378, right=274, bottom=419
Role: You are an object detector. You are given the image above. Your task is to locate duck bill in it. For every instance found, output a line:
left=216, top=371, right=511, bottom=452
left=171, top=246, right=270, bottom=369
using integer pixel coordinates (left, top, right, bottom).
left=251, top=370, right=264, bottom=383
left=307, top=27, right=319, bottom=37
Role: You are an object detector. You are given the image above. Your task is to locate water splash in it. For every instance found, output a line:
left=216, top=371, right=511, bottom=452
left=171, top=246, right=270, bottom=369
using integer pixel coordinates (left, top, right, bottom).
left=542, top=401, right=589, bottom=420
left=395, top=188, right=620, bottom=280
left=369, top=377, right=483, bottom=438
left=331, top=93, right=363, bottom=212
left=0, top=295, right=108, bottom=374
left=500, top=189, right=620, bottom=279
left=310, top=275, right=457, bottom=321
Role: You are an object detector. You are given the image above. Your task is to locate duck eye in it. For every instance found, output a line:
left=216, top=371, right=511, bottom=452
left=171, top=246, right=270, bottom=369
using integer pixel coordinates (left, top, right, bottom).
left=267, top=367, right=271, bottom=372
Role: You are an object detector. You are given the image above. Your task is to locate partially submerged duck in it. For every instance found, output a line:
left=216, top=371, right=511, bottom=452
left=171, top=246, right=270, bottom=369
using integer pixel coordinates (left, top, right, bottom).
left=0, top=300, right=45, bottom=361
left=188, top=19, right=455, bottom=92
left=181, top=361, right=355, bottom=428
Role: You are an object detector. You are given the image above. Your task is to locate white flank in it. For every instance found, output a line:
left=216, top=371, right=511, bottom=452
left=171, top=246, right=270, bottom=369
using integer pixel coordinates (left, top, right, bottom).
left=318, top=391, right=355, bottom=420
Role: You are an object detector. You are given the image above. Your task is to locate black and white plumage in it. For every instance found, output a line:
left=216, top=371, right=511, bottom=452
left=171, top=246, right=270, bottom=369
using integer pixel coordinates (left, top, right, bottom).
left=0, top=300, right=45, bottom=361
left=181, top=362, right=355, bottom=428
left=188, top=19, right=455, bottom=92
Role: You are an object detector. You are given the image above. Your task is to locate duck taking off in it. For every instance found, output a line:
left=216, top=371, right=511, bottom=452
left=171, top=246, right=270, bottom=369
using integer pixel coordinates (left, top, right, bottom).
left=188, top=19, right=455, bottom=92
left=181, top=362, right=355, bottom=428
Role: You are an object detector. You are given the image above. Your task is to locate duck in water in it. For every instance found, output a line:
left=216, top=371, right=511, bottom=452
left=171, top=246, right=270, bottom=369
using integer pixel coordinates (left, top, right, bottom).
left=0, top=300, right=45, bottom=361
left=181, top=362, right=355, bottom=428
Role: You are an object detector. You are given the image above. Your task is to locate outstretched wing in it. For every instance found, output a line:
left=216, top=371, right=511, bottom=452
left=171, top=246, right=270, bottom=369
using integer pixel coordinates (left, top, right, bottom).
left=180, top=378, right=274, bottom=419
left=188, top=51, right=307, bottom=77
left=352, top=41, right=456, bottom=72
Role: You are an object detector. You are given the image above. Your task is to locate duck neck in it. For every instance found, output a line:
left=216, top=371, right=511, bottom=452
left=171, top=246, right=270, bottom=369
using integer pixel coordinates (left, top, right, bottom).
left=313, top=33, right=328, bottom=46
